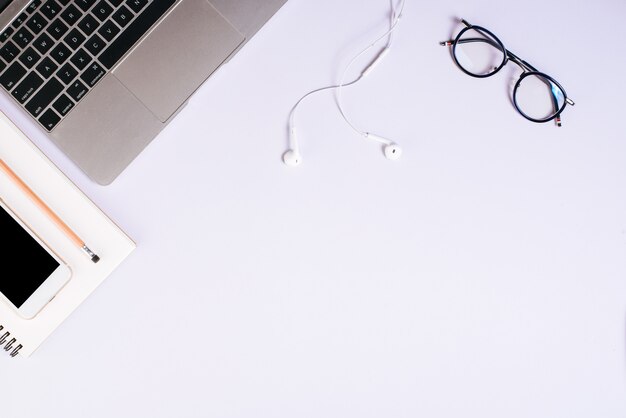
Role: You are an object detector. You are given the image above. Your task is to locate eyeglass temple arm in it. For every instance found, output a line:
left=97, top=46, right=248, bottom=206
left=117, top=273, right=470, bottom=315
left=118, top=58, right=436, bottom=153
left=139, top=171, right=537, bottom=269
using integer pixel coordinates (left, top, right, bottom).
left=439, top=18, right=473, bottom=46
left=439, top=37, right=530, bottom=75
left=506, top=50, right=536, bottom=72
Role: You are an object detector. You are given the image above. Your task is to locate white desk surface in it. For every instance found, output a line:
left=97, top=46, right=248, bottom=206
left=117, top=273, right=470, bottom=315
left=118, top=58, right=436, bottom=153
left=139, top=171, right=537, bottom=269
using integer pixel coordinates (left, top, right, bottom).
left=3, top=0, right=626, bottom=416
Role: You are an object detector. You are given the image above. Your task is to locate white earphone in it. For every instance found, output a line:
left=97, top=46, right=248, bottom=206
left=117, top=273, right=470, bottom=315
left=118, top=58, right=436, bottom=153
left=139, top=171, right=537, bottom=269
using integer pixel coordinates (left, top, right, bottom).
left=283, top=129, right=301, bottom=166
left=283, top=0, right=406, bottom=167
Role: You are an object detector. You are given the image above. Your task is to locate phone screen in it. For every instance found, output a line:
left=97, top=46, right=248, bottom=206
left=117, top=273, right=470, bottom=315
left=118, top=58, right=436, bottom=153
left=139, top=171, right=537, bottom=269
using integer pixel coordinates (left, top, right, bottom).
left=0, top=205, right=60, bottom=308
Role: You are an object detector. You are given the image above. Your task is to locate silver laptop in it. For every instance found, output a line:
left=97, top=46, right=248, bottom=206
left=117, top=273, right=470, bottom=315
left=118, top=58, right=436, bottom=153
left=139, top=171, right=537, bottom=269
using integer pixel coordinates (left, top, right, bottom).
left=0, top=0, right=286, bottom=184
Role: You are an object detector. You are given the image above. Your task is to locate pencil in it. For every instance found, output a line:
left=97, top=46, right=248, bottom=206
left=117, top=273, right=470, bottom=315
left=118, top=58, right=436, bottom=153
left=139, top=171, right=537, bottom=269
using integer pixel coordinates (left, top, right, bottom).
left=0, top=159, right=100, bottom=264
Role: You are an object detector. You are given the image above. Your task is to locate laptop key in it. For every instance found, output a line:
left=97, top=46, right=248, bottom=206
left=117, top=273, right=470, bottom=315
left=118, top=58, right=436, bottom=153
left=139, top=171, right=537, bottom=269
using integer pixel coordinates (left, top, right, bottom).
left=25, top=77, right=63, bottom=116
left=52, top=94, right=73, bottom=116
left=13, top=27, right=35, bottom=48
left=0, top=62, right=27, bottom=90
left=35, top=56, right=58, bottom=78
left=47, top=19, right=68, bottom=40
left=50, top=42, right=71, bottom=64
left=112, top=5, right=133, bottom=28
left=70, top=48, right=91, bottom=70
left=18, top=47, right=41, bottom=69
left=100, top=0, right=176, bottom=69
left=0, top=42, right=20, bottom=63
left=98, top=20, right=120, bottom=41
left=85, top=34, right=105, bottom=55
left=26, top=0, right=42, bottom=14
left=12, top=13, right=28, bottom=29
left=0, top=61, right=6, bottom=73
left=41, top=0, right=62, bottom=20
left=92, top=0, right=113, bottom=21
left=61, top=4, right=83, bottom=26
left=33, top=33, right=54, bottom=54
left=64, top=28, right=86, bottom=49
left=125, top=0, right=147, bottom=14
left=0, top=28, right=14, bottom=43
left=56, top=62, right=78, bottom=84
left=80, top=61, right=104, bottom=87
left=77, top=14, right=98, bottom=36
left=26, top=12, right=48, bottom=35
left=39, top=108, right=61, bottom=131
left=57, top=0, right=71, bottom=6
left=67, top=79, right=88, bottom=101
left=11, top=72, right=44, bottom=103
left=109, top=0, right=124, bottom=6
left=76, top=0, right=97, bottom=12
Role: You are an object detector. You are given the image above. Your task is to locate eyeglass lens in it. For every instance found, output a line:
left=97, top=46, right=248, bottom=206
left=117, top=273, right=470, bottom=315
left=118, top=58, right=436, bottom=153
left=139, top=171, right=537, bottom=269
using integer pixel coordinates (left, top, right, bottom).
left=454, top=28, right=505, bottom=76
left=515, top=75, right=565, bottom=121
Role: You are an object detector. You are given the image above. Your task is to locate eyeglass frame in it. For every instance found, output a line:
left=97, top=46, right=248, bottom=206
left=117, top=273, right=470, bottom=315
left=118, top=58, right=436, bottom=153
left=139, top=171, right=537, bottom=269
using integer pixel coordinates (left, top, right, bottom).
left=440, top=19, right=575, bottom=127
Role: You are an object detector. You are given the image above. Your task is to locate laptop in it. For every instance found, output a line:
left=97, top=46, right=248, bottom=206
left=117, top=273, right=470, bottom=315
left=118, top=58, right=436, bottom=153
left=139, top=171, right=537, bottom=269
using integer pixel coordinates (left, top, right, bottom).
left=0, top=0, right=287, bottom=184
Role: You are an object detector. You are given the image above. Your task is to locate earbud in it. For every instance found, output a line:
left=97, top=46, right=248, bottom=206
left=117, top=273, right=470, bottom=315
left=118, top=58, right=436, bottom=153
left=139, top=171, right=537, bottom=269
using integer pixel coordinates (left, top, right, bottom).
left=283, top=149, right=302, bottom=167
left=384, top=143, right=403, bottom=160
left=367, top=133, right=402, bottom=161
left=283, top=127, right=302, bottom=166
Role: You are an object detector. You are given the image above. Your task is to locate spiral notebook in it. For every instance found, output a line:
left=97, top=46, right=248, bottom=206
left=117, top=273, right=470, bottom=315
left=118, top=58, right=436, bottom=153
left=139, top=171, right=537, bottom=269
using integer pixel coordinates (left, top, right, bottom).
left=0, top=111, right=135, bottom=358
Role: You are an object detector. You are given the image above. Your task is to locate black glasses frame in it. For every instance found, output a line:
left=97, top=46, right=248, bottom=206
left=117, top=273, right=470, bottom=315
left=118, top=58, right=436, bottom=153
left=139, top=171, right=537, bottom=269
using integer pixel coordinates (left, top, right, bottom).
left=441, top=19, right=575, bottom=126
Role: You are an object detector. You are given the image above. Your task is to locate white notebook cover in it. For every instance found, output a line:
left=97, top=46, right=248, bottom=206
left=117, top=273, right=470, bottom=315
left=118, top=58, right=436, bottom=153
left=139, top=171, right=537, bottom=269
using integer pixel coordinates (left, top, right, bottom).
left=0, top=112, right=135, bottom=358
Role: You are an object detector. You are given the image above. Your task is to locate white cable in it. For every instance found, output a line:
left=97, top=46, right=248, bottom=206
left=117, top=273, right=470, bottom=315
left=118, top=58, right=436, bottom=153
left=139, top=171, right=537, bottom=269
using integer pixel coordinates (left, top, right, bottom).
left=286, top=0, right=405, bottom=161
left=288, top=79, right=364, bottom=129
left=287, top=78, right=362, bottom=154
left=387, top=0, right=398, bottom=48
left=336, top=0, right=406, bottom=139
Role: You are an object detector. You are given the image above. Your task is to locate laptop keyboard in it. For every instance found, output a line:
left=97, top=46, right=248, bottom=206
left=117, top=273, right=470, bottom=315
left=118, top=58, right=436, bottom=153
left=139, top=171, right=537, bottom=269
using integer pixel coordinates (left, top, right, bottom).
left=0, top=0, right=175, bottom=132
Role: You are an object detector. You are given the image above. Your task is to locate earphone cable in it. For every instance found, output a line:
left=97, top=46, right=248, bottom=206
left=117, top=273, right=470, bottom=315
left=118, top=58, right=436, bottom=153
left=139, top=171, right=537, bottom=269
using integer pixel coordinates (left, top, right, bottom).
left=288, top=77, right=362, bottom=152
left=336, top=0, right=406, bottom=139
left=285, top=0, right=406, bottom=164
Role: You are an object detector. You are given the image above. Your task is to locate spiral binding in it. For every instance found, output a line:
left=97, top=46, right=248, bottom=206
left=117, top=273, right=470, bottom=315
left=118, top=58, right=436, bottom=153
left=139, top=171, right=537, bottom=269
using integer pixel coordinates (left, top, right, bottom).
left=0, top=325, right=22, bottom=358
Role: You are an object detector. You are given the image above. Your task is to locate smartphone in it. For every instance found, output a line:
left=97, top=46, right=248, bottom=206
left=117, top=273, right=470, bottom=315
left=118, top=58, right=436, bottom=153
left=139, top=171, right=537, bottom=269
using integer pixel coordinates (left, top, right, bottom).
left=0, top=199, right=71, bottom=319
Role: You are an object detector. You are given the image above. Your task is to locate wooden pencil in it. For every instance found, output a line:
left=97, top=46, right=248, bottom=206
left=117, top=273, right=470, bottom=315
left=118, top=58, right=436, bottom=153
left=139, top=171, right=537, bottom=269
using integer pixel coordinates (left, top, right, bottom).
left=0, top=159, right=99, bottom=263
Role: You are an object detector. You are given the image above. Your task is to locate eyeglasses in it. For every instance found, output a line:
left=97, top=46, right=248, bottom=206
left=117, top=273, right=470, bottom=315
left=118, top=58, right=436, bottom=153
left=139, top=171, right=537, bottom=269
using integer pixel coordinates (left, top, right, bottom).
left=440, top=19, right=575, bottom=127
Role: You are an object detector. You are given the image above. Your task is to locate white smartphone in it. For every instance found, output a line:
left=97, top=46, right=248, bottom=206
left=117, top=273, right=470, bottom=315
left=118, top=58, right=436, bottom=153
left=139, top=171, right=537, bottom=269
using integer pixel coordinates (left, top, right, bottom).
left=0, top=199, right=71, bottom=319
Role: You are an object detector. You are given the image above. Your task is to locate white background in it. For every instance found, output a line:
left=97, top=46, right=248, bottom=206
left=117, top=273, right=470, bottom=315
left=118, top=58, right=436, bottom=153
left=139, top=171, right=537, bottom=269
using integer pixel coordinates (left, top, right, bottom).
left=2, top=0, right=626, bottom=416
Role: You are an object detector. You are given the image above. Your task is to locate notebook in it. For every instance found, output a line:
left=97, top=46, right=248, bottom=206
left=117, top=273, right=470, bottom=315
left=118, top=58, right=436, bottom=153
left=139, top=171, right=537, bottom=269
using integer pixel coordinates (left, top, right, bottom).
left=0, top=111, right=135, bottom=358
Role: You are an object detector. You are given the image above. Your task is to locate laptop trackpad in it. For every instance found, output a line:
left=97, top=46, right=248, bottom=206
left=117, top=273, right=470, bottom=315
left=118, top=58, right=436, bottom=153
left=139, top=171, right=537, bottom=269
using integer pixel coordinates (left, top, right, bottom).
left=112, top=0, right=244, bottom=122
